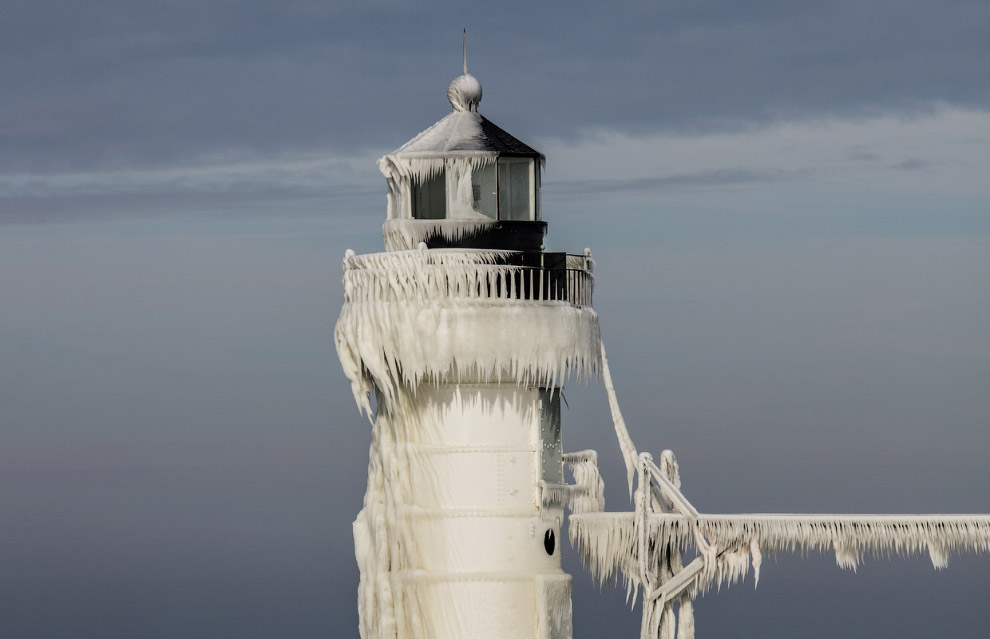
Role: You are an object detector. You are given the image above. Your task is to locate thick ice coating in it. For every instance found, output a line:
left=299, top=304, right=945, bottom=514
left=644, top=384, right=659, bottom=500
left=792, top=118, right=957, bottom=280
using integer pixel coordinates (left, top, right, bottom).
left=570, top=512, right=990, bottom=591
left=447, top=73, right=482, bottom=112
left=335, top=248, right=600, bottom=413
left=336, top=244, right=599, bottom=639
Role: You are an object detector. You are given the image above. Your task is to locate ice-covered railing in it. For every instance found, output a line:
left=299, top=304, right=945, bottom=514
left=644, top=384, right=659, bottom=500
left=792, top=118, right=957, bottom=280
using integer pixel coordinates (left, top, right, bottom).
left=541, top=451, right=607, bottom=517
left=572, top=512, right=990, bottom=576
left=569, top=451, right=990, bottom=639
left=343, top=247, right=594, bottom=307
left=564, top=341, right=990, bottom=639
left=335, top=248, right=601, bottom=412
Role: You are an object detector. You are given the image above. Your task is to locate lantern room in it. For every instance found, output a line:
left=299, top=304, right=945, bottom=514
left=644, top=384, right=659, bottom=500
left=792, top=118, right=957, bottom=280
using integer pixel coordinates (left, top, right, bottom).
left=378, top=72, right=547, bottom=251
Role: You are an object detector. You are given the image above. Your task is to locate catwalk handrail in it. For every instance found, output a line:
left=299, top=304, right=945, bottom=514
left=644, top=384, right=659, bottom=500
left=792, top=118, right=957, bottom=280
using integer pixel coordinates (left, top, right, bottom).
left=342, top=248, right=595, bottom=306
left=577, top=341, right=990, bottom=639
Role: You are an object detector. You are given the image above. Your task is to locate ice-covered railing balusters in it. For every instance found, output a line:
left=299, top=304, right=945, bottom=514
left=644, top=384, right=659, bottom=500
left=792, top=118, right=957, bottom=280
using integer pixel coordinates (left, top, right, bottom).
left=340, top=248, right=594, bottom=306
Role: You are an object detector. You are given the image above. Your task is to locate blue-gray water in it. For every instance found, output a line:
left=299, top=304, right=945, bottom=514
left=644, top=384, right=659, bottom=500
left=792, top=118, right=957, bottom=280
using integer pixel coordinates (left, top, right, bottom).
left=2, top=205, right=987, bottom=638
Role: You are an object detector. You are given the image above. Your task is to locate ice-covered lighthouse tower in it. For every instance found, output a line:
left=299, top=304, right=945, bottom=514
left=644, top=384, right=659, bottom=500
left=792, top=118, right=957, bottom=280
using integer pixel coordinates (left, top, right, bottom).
left=335, top=67, right=600, bottom=639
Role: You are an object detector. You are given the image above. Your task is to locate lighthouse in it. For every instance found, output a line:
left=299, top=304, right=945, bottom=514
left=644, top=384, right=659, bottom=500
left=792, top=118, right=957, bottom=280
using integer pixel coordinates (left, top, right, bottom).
left=335, top=67, right=601, bottom=639
left=336, top=62, right=990, bottom=639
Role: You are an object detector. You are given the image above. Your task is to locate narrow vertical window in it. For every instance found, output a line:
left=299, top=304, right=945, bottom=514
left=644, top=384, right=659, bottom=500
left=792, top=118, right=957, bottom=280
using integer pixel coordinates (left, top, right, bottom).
left=412, top=172, right=446, bottom=219
left=497, top=159, right=534, bottom=221
left=470, top=164, right=497, bottom=219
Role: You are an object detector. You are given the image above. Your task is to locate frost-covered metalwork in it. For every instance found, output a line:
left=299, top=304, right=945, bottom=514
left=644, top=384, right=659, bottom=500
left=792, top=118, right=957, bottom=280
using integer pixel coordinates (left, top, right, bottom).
left=336, top=64, right=990, bottom=639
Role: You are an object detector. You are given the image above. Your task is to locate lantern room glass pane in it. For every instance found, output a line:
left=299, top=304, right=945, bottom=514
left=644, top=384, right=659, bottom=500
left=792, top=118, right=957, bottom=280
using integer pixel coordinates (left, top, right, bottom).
left=498, top=159, right=534, bottom=221
left=471, top=165, right=497, bottom=219
left=412, top=173, right=446, bottom=219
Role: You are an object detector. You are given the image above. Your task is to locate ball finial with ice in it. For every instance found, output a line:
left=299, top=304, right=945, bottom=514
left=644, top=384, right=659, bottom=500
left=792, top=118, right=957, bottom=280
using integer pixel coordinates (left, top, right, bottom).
left=447, top=74, right=482, bottom=112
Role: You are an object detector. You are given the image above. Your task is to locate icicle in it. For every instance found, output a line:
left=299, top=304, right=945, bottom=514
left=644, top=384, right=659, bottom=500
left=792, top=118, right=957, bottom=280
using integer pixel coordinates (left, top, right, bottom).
left=540, top=481, right=571, bottom=514
left=928, top=541, right=949, bottom=569
left=749, top=536, right=762, bottom=587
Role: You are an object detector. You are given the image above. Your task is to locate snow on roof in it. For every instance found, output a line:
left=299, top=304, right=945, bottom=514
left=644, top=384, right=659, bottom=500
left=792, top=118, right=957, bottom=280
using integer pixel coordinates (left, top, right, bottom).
left=385, top=74, right=544, bottom=161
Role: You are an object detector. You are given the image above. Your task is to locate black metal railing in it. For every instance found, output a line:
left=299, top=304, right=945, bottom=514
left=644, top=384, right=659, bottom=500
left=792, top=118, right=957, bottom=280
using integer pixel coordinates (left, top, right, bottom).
left=342, top=249, right=594, bottom=306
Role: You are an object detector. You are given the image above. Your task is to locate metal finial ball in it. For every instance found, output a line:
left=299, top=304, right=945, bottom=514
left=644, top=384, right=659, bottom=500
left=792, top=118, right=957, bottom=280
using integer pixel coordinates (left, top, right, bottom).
left=447, top=74, right=482, bottom=112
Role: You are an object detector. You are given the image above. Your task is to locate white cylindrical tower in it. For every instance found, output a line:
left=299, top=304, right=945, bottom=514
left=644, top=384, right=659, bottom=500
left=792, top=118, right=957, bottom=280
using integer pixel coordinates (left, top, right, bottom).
left=336, top=72, right=600, bottom=639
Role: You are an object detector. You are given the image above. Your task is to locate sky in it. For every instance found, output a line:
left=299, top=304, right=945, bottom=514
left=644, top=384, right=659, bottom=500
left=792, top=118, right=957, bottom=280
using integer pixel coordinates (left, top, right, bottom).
left=1, top=1, right=989, bottom=637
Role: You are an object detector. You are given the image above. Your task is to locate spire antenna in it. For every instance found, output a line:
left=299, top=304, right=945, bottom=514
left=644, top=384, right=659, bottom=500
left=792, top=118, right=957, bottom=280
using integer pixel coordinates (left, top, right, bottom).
left=462, top=29, right=468, bottom=75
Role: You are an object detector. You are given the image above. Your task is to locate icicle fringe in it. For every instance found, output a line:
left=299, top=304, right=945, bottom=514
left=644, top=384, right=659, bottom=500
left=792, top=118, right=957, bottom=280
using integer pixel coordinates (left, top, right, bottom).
left=335, top=248, right=600, bottom=413
left=379, top=152, right=503, bottom=221
left=569, top=512, right=990, bottom=597
left=564, top=450, right=606, bottom=514
left=383, top=219, right=499, bottom=251
left=385, top=154, right=498, bottom=187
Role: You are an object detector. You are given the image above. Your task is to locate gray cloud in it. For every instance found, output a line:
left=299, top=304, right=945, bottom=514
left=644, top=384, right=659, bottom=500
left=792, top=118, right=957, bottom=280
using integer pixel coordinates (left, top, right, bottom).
left=892, top=157, right=931, bottom=171
left=847, top=150, right=882, bottom=162
left=545, top=167, right=807, bottom=197
left=2, top=0, right=988, bottom=174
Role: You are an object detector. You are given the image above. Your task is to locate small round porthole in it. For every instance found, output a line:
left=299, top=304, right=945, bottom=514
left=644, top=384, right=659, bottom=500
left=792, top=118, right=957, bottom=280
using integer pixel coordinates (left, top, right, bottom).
left=543, top=529, right=556, bottom=556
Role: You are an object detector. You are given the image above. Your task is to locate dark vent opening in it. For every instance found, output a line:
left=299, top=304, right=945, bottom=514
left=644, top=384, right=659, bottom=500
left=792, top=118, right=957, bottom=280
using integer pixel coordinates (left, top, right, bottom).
left=543, top=529, right=556, bottom=556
